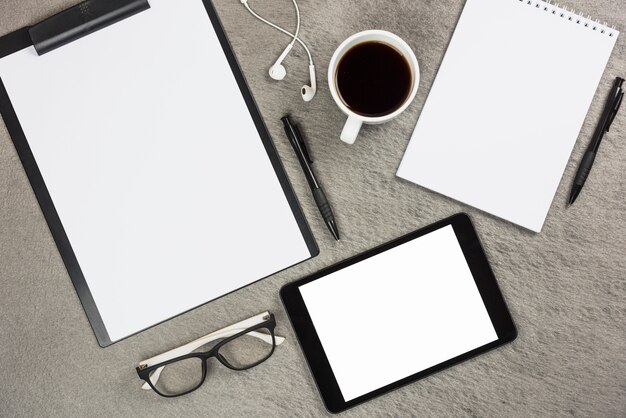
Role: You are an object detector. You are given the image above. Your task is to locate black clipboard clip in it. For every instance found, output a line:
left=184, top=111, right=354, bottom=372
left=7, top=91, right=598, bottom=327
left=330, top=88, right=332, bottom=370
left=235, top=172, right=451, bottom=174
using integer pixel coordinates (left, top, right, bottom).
left=28, top=0, right=150, bottom=56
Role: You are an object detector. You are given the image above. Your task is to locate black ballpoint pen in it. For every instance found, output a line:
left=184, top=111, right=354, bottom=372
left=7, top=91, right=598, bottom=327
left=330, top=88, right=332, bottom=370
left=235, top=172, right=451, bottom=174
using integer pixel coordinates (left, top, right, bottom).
left=281, top=116, right=340, bottom=240
left=569, top=77, right=624, bottom=206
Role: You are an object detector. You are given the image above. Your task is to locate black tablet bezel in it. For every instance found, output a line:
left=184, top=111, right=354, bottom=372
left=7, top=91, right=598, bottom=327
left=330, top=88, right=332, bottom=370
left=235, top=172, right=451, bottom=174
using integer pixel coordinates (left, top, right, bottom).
left=281, top=213, right=516, bottom=413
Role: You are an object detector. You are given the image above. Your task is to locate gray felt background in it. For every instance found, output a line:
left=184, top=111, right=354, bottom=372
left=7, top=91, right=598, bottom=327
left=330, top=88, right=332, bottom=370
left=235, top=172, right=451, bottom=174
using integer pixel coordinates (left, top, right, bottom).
left=0, top=0, right=625, bottom=416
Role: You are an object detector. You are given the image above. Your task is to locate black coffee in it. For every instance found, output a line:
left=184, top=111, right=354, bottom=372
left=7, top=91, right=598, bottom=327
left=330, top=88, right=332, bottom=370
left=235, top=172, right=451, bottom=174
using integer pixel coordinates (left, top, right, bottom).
left=336, top=41, right=412, bottom=117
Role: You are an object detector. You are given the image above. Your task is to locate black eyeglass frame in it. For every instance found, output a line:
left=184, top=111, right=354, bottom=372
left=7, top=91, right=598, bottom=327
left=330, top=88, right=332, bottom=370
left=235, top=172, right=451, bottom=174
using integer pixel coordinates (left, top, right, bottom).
left=136, top=313, right=277, bottom=397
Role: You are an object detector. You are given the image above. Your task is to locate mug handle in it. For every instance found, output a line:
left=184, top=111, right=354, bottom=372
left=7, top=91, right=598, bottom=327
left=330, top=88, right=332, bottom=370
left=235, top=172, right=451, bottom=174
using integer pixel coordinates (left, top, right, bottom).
left=340, top=116, right=363, bottom=145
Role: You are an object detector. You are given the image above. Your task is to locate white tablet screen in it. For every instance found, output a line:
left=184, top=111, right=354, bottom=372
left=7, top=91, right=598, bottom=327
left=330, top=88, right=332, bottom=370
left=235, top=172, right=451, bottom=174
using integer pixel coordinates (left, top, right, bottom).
left=300, top=225, right=498, bottom=401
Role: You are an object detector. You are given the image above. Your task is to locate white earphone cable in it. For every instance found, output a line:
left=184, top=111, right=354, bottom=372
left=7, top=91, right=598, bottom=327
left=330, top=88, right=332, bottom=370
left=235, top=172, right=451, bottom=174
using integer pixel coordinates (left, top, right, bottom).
left=242, top=1, right=313, bottom=65
left=292, top=0, right=300, bottom=49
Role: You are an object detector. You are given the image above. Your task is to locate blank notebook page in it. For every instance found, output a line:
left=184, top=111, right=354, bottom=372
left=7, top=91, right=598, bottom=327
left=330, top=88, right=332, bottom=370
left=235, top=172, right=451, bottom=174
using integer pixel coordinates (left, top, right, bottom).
left=0, top=0, right=312, bottom=342
left=397, top=0, right=618, bottom=232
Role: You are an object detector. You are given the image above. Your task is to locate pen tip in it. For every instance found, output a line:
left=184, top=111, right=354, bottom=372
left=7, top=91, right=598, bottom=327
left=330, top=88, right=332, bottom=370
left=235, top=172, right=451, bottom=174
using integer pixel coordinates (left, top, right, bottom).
left=326, top=220, right=340, bottom=241
left=568, top=188, right=580, bottom=206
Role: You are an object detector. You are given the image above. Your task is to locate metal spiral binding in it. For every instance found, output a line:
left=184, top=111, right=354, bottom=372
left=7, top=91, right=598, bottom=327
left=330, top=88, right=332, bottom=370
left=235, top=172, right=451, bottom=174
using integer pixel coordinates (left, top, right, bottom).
left=518, top=0, right=616, bottom=37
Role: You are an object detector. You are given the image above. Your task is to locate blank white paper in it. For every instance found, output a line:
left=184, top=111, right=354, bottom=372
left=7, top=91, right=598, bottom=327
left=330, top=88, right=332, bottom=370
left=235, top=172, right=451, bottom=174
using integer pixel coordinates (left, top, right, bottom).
left=397, top=0, right=618, bottom=232
left=0, top=0, right=311, bottom=342
left=300, top=225, right=497, bottom=401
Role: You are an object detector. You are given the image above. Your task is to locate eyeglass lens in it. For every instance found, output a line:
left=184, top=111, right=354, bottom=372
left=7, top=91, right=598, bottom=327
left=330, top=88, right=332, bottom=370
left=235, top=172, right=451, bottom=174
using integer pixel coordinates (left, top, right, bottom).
left=152, top=357, right=204, bottom=396
left=148, top=327, right=274, bottom=396
left=218, top=328, right=274, bottom=369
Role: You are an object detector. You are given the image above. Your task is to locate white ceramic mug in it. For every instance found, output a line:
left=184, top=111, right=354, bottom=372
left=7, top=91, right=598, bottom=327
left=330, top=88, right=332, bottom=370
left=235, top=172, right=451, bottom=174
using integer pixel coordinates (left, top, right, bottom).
left=328, top=30, right=420, bottom=144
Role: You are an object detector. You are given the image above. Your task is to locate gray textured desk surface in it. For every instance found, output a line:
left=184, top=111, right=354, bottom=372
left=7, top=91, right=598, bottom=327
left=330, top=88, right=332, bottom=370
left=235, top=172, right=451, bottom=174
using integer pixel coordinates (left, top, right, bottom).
left=1, top=0, right=624, bottom=416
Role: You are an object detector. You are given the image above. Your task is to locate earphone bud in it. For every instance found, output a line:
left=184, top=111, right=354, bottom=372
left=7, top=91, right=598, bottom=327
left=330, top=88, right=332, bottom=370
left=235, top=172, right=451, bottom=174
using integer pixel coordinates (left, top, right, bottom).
left=241, top=0, right=317, bottom=101
left=301, top=64, right=316, bottom=102
left=268, top=43, right=293, bottom=81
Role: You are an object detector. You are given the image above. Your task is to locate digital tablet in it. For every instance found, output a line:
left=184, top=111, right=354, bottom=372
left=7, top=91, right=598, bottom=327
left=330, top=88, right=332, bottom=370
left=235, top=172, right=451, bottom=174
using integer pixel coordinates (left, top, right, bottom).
left=281, top=214, right=516, bottom=413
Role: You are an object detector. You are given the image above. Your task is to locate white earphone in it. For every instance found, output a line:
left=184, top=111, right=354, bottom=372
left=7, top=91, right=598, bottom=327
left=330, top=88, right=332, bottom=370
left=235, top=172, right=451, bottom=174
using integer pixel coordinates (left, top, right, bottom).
left=240, top=0, right=317, bottom=101
left=269, top=43, right=293, bottom=81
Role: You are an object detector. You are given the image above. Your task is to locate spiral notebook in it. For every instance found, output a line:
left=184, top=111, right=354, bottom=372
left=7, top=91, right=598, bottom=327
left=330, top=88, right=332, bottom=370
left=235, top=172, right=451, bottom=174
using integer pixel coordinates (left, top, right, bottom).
left=397, top=0, right=619, bottom=232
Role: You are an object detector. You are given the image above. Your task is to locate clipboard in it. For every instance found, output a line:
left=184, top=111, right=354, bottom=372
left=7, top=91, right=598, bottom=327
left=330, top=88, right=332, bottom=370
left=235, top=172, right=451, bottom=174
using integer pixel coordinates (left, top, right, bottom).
left=0, top=0, right=318, bottom=347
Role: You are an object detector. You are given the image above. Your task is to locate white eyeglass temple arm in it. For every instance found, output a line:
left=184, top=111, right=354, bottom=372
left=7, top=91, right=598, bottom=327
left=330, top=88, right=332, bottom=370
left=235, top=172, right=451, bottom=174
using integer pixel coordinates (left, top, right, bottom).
left=140, top=312, right=278, bottom=366
left=139, top=312, right=284, bottom=390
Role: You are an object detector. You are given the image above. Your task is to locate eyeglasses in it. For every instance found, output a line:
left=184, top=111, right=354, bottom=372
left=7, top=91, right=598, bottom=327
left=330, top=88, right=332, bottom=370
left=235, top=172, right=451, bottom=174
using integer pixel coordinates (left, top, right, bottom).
left=136, top=311, right=284, bottom=397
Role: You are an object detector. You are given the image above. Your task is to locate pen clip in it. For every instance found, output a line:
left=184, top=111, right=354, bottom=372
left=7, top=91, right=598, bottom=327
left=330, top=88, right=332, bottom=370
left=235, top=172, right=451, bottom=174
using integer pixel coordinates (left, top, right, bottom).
left=293, top=124, right=313, bottom=164
left=606, top=91, right=623, bottom=132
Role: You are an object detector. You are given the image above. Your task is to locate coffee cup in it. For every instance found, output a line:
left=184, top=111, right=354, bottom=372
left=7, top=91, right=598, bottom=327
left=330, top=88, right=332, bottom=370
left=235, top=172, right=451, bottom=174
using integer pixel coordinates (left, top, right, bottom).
left=328, top=30, right=420, bottom=144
